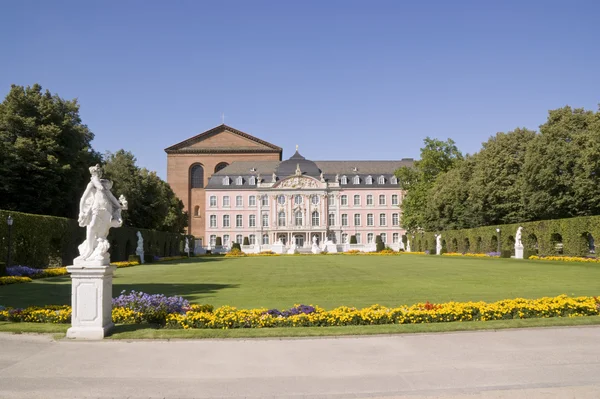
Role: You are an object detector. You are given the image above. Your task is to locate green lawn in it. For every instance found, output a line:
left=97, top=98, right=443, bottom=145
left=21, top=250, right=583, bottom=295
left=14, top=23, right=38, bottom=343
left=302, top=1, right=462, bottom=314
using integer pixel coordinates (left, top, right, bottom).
left=1, top=255, right=599, bottom=309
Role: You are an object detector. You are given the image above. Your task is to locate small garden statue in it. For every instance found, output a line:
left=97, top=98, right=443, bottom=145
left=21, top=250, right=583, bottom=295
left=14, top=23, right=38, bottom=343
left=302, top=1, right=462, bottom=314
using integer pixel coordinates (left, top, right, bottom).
left=185, top=237, right=190, bottom=256
left=75, top=164, right=128, bottom=264
left=406, top=239, right=411, bottom=252
left=136, top=231, right=145, bottom=264
left=515, top=226, right=524, bottom=259
left=436, top=234, right=442, bottom=255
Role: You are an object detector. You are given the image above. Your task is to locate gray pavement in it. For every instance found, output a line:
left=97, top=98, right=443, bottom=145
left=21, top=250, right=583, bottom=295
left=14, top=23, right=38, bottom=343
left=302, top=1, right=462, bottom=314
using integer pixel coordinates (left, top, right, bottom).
left=1, top=326, right=599, bottom=398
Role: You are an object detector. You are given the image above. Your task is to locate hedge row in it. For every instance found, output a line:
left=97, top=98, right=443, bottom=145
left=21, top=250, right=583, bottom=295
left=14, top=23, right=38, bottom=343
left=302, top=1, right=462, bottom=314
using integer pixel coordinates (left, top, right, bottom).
left=0, top=209, right=194, bottom=268
left=409, top=215, right=600, bottom=257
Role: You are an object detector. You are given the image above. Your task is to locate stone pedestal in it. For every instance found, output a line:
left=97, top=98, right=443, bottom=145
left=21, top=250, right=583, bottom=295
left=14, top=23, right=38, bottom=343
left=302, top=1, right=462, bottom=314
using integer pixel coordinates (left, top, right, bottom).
left=66, top=261, right=116, bottom=340
left=515, top=245, right=524, bottom=259
left=311, top=244, right=321, bottom=254
left=271, top=243, right=285, bottom=254
left=325, top=242, right=338, bottom=253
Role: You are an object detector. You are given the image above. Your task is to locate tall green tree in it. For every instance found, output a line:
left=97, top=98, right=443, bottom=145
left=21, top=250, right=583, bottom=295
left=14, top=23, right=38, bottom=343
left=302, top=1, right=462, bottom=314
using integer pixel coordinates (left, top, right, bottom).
left=0, top=84, right=101, bottom=217
left=395, top=137, right=463, bottom=231
left=103, top=150, right=187, bottom=233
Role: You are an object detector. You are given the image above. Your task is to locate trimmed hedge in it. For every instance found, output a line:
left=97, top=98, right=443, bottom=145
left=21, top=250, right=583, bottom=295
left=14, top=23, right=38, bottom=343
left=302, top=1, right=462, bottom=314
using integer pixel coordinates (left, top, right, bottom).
left=350, top=235, right=357, bottom=244
left=0, top=209, right=193, bottom=268
left=410, top=215, right=600, bottom=257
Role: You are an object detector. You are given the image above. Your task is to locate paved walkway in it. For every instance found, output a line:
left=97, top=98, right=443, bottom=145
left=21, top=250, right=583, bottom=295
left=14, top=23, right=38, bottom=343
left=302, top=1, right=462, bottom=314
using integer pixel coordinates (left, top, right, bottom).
left=1, top=326, right=599, bottom=398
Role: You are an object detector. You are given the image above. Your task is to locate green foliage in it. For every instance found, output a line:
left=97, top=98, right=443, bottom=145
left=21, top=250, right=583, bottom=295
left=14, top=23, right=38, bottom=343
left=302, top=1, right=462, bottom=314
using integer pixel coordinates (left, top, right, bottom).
left=350, top=235, right=357, bottom=244
left=216, top=236, right=222, bottom=247
left=500, top=250, right=512, bottom=258
left=0, top=209, right=189, bottom=267
left=0, top=84, right=101, bottom=218
left=243, top=236, right=250, bottom=246
left=103, top=150, right=187, bottom=233
left=231, top=242, right=241, bottom=251
left=128, top=255, right=141, bottom=263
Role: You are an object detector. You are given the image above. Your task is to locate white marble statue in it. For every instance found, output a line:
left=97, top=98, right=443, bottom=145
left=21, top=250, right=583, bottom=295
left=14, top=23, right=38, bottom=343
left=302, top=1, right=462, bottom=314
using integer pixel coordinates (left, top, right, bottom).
left=311, top=235, right=321, bottom=254
left=184, top=237, right=190, bottom=256
left=515, top=226, right=524, bottom=259
left=75, top=165, right=127, bottom=264
left=272, top=172, right=277, bottom=183
left=335, top=174, right=340, bottom=183
left=320, top=172, right=325, bottom=182
left=406, top=239, right=411, bottom=252
left=436, top=234, right=442, bottom=255
left=135, top=231, right=145, bottom=264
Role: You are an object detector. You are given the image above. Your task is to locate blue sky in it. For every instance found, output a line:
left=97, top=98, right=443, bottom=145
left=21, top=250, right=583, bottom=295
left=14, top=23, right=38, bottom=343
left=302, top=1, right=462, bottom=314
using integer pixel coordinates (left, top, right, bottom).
left=1, top=1, right=599, bottom=179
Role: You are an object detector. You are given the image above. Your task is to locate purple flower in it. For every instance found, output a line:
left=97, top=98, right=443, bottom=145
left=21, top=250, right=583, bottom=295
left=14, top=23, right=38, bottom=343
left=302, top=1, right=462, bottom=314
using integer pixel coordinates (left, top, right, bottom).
left=112, top=291, right=190, bottom=324
left=265, top=304, right=316, bottom=318
left=6, top=266, right=43, bottom=277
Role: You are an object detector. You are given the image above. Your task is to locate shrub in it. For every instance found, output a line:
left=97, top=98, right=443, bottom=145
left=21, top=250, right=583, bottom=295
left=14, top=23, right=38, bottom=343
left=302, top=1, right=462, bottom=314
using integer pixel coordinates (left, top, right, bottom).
left=375, top=235, right=385, bottom=252
left=128, top=255, right=141, bottom=263
left=350, top=235, right=357, bottom=244
left=243, top=237, right=250, bottom=246
left=500, top=250, right=512, bottom=258
left=215, top=236, right=222, bottom=247
left=231, top=242, right=241, bottom=251
left=225, top=248, right=246, bottom=257
left=0, top=276, right=32, bottom=285
left=144, top=253, right=154, bottom=263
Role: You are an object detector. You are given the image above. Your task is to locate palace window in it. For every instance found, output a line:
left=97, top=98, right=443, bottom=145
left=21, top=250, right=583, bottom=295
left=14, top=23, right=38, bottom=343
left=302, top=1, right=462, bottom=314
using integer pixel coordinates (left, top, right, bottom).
left=341, top=175, right=348, bottom=185
left=367, top=213, right=374, bottom=226
left=223, top=196, right=230, bottom=207
left=367, top=233, right=374, bottom=244
left=278, top=195, right=286, bottom=205
left=249, top=176, right=256, bottom=185
left=341, top=214, right=348, bottom=226
left=391, top=176, right=398, bottom=185
left=295, top=211, right=303, bottom=226
left=354, top=195, right=360, bottom=206
left=278, top=211, right=286, bottom=226
left=249, top=195, right=256, bottom=206
left=209, top=215, right=217, bottom=228
left=222, top=176, right=230, bottom=186
left=378, top=176, right=385, bottom=184
left=379, top=195, right=386, bottom=205
left=328, top=195, right=334, bottom=206
left=215, top=162, right=229, bottom=173
left=312, top=195, right=319, bottom=205
left=249, top=215, right=256, bottom=227
left=294, top=195, right=303, bottom=205
left=355, top=233, right=361, bottom=244
left=236, top=176, right=243, bottom=185
left=190, top=165, right=204, bottom=188
left=366, top=195, right=373, bottom=206
left=210, top=196, right=217, bottom=207
left=380, top=213, right=386, bottom=226
left=249, top=235, right=256, bottom=245
left=328, top=213, right=335, bottom=226
left=236, top=196, right=243, bottom=207
left=392, top=194, right=399, bottom=206
left=354, top=214, right=361, bottom=226
left=366, top=175, right=373, bottom=185
left=223, top=215, right=230, bottom=228
left=262, top=214, right=269, bottom=227
left=236, top=234, right=243, bottom=244
left=236, top=215, right=243, bottom=228
left=392, top=213, right=399, bottom=226
left=342, top=233, right=348, bottom=243
left=353, top=175, right=360, bottom=184
left=393, top=233, right=399, bottom=243
left=341, top=195, right=348, bottom=206
left=312, top=211, right=320, bottom=226
left=194, top=206, right=200, bottom=217
left=381, top=233, right=387, bottom=243
left=262, top=234, right=269, bottom=245
left=210, top=235, right=216, bottom=246
left=223, top=235, right=230, bottom=247
left=261, top=195, right=269, bottom=206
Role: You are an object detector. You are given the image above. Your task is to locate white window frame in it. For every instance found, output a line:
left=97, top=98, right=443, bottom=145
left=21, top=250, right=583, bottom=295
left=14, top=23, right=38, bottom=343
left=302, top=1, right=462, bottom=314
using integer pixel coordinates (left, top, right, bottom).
left=381, top=233, right=387, bottom=243
left=393, top=233, right=399, bottom=243
left=278, top=211, right=286, bottom=227
left=236, top=195, right=243, bottom=207
left=236, top=176, right=243, bottom=185
left=210, top=235, right=216, bottom=246
left=295, top=211, right=303, bottom=226
left=367, top=195, right=373, bottom=206
left=209, top=215, right=217, bottom=228
left=222, top=176, right=230, bottom=186
left=353, top=195, right=360, bottom=206
left=262, top=214, right=269, bottom=227
left=236, top=234, right=243, bottom=244
left=210, top=196, right=217, bottom=207
left=367, top=233, right=374, bottom=244
left=367, top=213, right=374, bottom=226
left=262, top=234, right=269, bottom=245
left=223, top=215, right=230, bottom=228
left=392, top=213, right=399, bottom=226
left=354, top=214, right=361, bottom=226
left=261, top=195, right=269, bottom=206
left=378, top=175, right=385, bottom=184
left=392, top=194, right=399, bottom=206
left=355, top=233, right=361, bottom=244
left=249, top=195, right=256, bottom=207
left=249, top=176, right=256, bottom=185
left=353, top=175, right=360, bottom=185
left=341, top=175, right=348, bottom=185
left=379, top=194, right=386, bottom=206
left=223, top=234, right=230, bottom=247
left=391, top=176, right=398, bottom=185
left=341, top=195, right=348, bottom=206
left=223, top=196, right=230, bottom=207
left=328, top=213, right=335, bottom=226
left=312, top=211, right=319, bottom=226
left=366, top=176, right=373, bottom=185
left=341, top=214, right=348, bottom=226
left=380, top=213, right=386, bottom=226
left=236, top=215, right=243, bottom=228
left=249, top=234, right=256, bottom=245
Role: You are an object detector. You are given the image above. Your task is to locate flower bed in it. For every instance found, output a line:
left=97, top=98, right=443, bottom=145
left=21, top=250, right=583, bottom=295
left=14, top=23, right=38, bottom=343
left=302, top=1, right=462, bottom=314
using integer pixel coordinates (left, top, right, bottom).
left=529, top=255, right=600, bottom=263
left=2, top=294, right=598, bottom=329
left=442, top=252, right=500, bottom=258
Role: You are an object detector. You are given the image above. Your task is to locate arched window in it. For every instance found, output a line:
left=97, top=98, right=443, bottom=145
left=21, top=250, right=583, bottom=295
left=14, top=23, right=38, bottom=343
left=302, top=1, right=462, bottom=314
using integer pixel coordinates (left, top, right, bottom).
left=190, top=164, right=204, bottom=188
left=378, top=175, right=385, bottom=184
left=341, top=175, right=348, bottom=185
left=215, top=162, right=229, bottom=173
left=194, top=205, right=200, bottom=217
left=366, top=176, right=373, bottom=185
left=353, top=175, right=360, bottom=184
left=390, top=176, right=398, bottom=185
left=312, top=211, right=320, bottom=226
left=295, top=211, right=303, bottom=226
left=222, top=176, right=230, bottom=186
left=249, top=176, right=256, bottom=185
left=262, top=234, right=269, bottom=245
left=236, top=176, right=243, bottom=185
left=249, top=234, right=256, bottom=245
left=278, top=211, right=286, bottom=226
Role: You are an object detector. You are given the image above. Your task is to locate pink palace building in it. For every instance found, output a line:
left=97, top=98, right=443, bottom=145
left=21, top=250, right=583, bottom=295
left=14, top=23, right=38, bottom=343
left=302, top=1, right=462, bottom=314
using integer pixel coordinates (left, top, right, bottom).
left=203, top=147, right=412, bottom=253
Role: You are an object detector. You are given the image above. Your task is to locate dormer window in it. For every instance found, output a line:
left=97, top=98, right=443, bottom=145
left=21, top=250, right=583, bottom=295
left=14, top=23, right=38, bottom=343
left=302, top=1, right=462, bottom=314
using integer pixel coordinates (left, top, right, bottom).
left=378, top=175, right=385, bottom=184
left=222, top=176, right=230, bottom=186
left=249, top=176, right=256, bottom=185
left=353, top=175, right=360, bottom=184
left=236, top=176, right=243, bottom=185
left=391, top=176, right=398, bottom=185
left=366, top=176, right=373, bottom=185
left=341, top=175, right=348, bottom=185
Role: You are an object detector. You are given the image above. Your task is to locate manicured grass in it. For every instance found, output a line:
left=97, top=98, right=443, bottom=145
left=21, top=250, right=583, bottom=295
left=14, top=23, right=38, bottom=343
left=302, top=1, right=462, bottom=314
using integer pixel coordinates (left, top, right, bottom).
left=1, top=255, right=599, bottom=309
left=106, top=315, right=600, bottom=340
left=0, top=321, right=68, bottom=334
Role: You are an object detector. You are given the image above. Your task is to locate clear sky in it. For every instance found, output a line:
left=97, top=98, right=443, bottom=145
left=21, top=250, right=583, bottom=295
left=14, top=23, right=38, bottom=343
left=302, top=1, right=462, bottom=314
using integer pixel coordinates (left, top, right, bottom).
left=1, top=1, right=599, bottom=179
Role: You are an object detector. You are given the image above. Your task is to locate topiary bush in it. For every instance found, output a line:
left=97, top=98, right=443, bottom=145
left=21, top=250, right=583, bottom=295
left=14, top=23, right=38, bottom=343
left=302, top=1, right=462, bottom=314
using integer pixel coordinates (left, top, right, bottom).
left=375, top=235, right=385, bottom=252
left=500, top=250, right=512, bottom=258
left=243, top=237, right=250, bottom=246
left=350, top=235, right=357, bottom=244
left=231, top=242, right=241, bottom=251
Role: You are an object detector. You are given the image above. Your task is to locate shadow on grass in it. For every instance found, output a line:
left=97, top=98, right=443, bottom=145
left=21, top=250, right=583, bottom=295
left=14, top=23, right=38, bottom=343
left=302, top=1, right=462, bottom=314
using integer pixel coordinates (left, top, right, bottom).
left=109, top=323, right=161, bottom=336
left=0, top=282, right=239, bottom=308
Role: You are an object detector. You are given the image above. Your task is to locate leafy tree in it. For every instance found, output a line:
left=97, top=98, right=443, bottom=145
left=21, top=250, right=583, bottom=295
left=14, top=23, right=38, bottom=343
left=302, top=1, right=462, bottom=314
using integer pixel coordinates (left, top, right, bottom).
left=0, top=84, right=101, bottom=217
left=103, top=150, right=187, bottom=233
left=395, top=137, right=463, bottom=231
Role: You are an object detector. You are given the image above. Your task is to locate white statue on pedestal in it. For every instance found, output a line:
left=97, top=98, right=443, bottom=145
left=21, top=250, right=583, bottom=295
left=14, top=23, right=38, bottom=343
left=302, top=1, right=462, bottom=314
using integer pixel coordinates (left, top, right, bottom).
left=75, top=164, right=127, bottom=264
left=135, top=231, right=145, bottom=264
left=311, top=235, right=321, bottom=254
left=184, top=237, right=190, bottom=256
left=436, top=234, right=442, bottom=255
left=406, top=239, right=411, bottom=252
left=515, top=226, right=524, bottom=259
